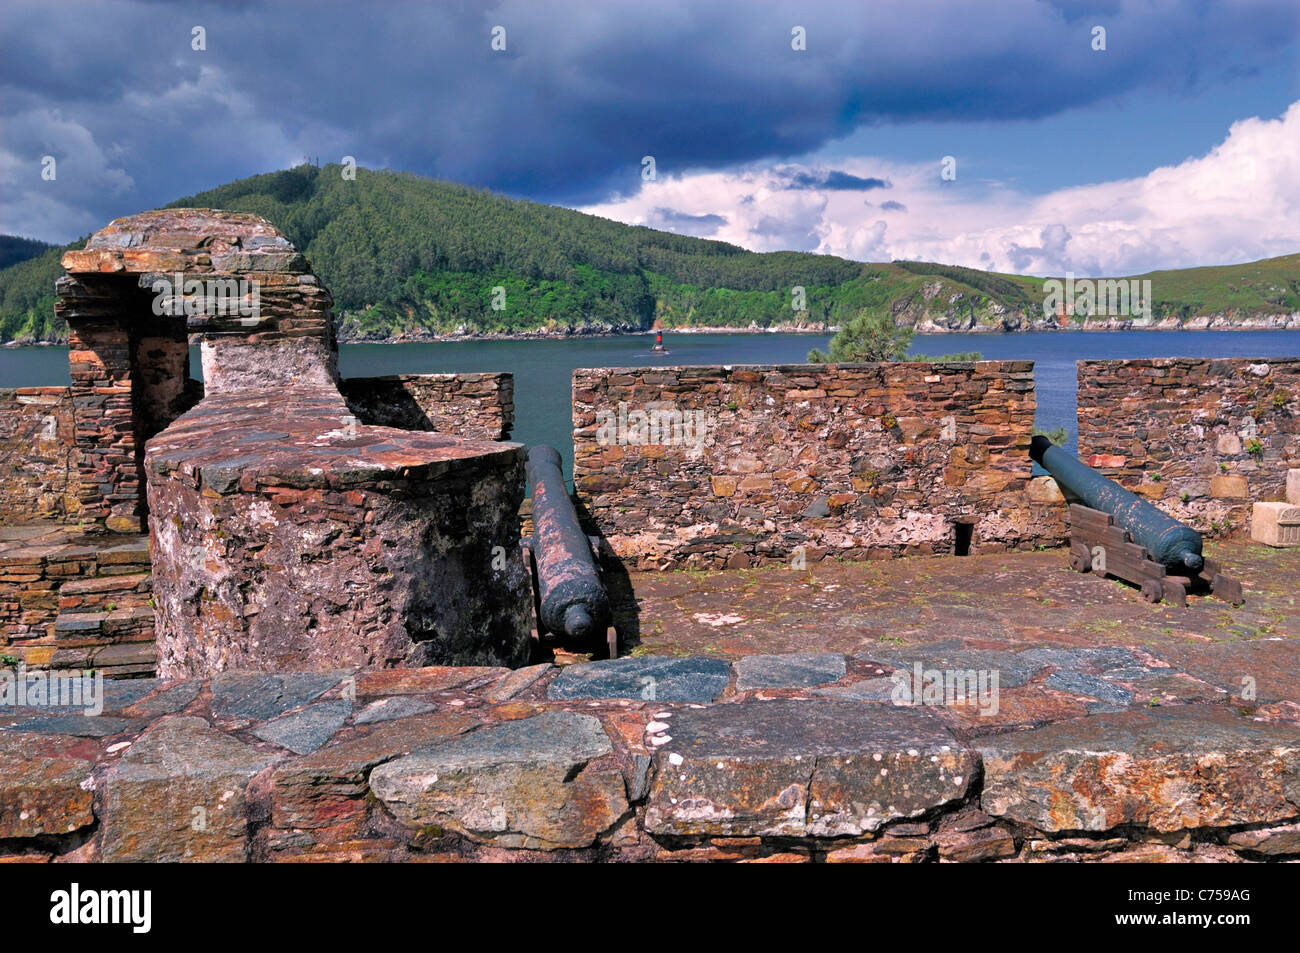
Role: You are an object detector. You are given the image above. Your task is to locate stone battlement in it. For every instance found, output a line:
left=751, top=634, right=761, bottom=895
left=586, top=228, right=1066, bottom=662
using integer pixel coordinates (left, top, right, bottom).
left=2, top=645, right=1297, bottom=862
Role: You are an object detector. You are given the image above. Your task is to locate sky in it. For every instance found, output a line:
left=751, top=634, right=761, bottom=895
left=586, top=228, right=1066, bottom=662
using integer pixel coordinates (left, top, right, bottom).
left=2, top=0, right=1298, bottom=276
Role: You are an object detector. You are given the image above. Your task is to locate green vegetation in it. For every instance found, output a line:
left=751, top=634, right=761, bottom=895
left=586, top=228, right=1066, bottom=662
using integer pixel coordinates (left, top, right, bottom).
left=808, top=309, right=913, bottom=362
left=1, top=163, right=1297, bottom=343
left=910, top=351, right=983, bottom=362
left=0, top=236, right=54, bottom=271
left=1033, top=426, right=1069, bottom=447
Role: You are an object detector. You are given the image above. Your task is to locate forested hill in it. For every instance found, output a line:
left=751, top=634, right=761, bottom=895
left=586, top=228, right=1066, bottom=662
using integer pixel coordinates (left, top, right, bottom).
left=1, top=164, right=1297, bottom=344
left=0, top=236, right=55, bottom=271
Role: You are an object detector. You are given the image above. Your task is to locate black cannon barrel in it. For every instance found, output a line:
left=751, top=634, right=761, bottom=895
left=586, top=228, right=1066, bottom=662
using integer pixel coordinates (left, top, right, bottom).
left=526, top=445, right=611, bottom=641
left=1030, top=435, right=1203, bottom=572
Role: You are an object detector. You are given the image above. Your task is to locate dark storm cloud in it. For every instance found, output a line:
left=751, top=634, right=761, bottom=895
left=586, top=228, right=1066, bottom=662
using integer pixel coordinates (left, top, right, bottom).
left=780, top=169, right=891, bottom=191
left=647, top=208, right=728, bottom=235
left=2, top=0, right=1298, bottom=240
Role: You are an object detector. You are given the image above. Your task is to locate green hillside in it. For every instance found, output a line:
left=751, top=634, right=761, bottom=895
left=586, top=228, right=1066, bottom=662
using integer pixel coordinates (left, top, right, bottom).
left=0, top=236, right=55, bottom=271
left=1, top=164, right=1296, bottom=344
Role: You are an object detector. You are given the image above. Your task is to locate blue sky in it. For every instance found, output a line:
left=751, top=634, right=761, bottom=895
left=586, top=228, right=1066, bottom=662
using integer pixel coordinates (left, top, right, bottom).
left=2, top=0, right=1297, bottom=275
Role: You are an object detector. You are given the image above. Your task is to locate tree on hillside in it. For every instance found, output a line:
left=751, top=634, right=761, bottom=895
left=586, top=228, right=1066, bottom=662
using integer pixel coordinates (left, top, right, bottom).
left=808, top=308, right=913, bottom=362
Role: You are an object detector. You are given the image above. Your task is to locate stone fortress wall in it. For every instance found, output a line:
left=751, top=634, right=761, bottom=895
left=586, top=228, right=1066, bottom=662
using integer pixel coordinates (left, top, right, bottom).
left=0, top=211, right=1296, bottom=675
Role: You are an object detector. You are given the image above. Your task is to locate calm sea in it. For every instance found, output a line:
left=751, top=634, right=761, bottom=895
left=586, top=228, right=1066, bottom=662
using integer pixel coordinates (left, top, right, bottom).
left=3, top=330, right=1297, bottom=478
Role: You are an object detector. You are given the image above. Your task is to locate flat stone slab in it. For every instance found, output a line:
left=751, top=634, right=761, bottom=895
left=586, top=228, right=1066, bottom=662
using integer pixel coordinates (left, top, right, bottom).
left=129, top=679, right=203, bottom=716
left=354, top=696, right=438, bottom=725
left=272, top=712, right=479, bottom=838
left=812, top=677, right=898, bottom=702
left=1, top=714, right=135, bottom=737
left=1043, top=671, right=1134, bottom=709
left=547, top=656, right=730, bottom=703
left=858, top=646, right=1049, bottom=689
left=734, top=653, right=846, bottom=691
left=211, top=671, right=349, bottom=722
left=644, top=700, right=975, bottom=837
left=0, top=734, right=96, bottom=838
left=253, top=700, right=352, bottom=754
left=977, top=707, right=1300, bottom=834
left=369, top=711, right=627, bottom=849
left=1149, top=639, right=1300, bottom=704
left=103, top=716, right=279, bottom=862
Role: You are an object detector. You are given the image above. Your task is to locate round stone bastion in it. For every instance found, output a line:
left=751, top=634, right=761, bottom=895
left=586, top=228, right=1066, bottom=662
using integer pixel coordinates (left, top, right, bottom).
left=64, top=209, right=532, bottom=676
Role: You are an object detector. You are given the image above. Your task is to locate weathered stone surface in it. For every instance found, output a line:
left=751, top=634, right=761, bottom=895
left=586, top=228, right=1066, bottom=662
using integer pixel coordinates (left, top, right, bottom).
left=824, top=839, right=930, bottom=863
left=272, top=712, right=478, bottom=838
left=935, top=825, right=1017, bottom=862
left=369, top=711, right=627, bottom=849
left=860, top=645, right=1049, bottom=689
left=1149, top=639, right=1300, bottom=704
left=1044, top=671, right=1134, bottom=708
left=644, top=700, right=974, bottom=837
left=253, top=700, right=352, bottom=754
left=547, top=656, right=730, bottom=703
left=1224, top=822, right=1300, bottom=856
left=0, top=734, right=96, bottom=838
left=354, top=696, right=437, bottom=725
left=211, top=670, right=348, bottom=722
left=1251, top=502, right=1300, bottom=547
left=341, top=373, right=514, bottom=442
left=1, top=714, right=135, bottom=737
left=812, top=677, right=898, bottom=702
left=129, top=679, right=202, bottom=715
left=977, top=708, right=1300, bottom=833
left=573, top=362, right=1055, bottom=568
left=734, top=653, right=846, bottom=691
left=482, top=663, right=552, bottom=702
left=102, top=716, right=278, bottom=862
left=1078, top=358, right=1300, bottom=533
left=355, top=666, right=507, bottom=696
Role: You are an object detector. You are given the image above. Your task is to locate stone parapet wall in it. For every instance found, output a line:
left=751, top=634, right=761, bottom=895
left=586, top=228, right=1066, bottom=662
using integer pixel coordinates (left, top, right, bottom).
left=341, top=372, right=514, bottom=440
left=573, top=361, right=1064, bottom=569
left=1077, top=357, right=1300, bottom=534
left=1, top=649, right=1296, bottom=863
left=0, top=529, right=154, bottom=677
left=0, top=388, right=81, bottom=524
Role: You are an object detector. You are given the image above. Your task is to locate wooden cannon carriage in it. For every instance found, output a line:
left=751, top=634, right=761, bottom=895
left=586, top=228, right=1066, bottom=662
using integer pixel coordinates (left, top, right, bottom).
left=1066, top=503, right=1244, bottom=607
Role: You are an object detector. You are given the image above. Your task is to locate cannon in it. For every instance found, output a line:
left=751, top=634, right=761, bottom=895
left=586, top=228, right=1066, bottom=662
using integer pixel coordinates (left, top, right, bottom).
left=1030, top=435, right=1243, bottom=607
left=525, top=445, right=616, bottom=657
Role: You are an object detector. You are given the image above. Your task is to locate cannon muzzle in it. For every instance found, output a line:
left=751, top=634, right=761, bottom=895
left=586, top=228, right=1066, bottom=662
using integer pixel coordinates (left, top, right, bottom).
left=1031, top=435, right=1203, bottom=572
left=526, top=445, right=612, bottom=643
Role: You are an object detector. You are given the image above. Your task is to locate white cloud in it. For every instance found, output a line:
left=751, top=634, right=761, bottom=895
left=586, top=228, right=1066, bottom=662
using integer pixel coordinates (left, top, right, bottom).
left=580, top=100, right=1300, bottom=276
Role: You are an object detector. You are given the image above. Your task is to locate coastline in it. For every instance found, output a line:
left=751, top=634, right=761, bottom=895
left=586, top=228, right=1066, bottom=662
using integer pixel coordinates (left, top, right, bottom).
left=4, top=313, right=1299, bottom=348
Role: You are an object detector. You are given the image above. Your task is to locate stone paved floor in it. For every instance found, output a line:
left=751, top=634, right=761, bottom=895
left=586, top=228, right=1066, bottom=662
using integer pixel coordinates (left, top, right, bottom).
left=612, top=539, right=1299, bottom=660
left=2, top=537, right=1298, bottom=862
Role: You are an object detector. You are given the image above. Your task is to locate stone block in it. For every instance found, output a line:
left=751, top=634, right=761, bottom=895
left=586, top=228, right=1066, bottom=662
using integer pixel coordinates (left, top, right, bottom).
left=368, top=711, right=627, bottom=849
left=1210, top=474, right=1248, bottom=499
left=734, top=653, right=846, bottom=691
left=1026, top=475, right=1064, bottom=504
left=0, top=735, right=96, bottom=839
left=102, top=716, right=279, bottom=862
left=548, top=656, right=730, bottom=703
left=644, top=700, right=975, bottom=837
left=1288, top=469, right=1300, bottom=505
left=1251, top=502, right=1300, bottom=547
left=977, top=708, right=1300, bottom=834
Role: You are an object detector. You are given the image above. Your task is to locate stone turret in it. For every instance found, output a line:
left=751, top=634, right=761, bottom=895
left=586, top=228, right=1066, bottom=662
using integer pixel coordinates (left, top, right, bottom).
left=58, top=209, right=531, bottom=675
